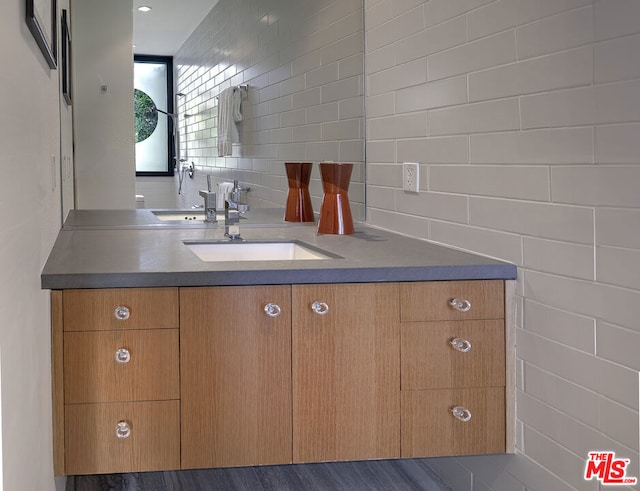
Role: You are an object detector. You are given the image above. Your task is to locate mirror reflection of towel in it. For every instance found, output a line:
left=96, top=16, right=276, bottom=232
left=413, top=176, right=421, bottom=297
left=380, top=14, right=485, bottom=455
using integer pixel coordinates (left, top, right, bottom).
left=217, top=87, right=242, bottom=157
left=216, top=182, right=235, bottom=209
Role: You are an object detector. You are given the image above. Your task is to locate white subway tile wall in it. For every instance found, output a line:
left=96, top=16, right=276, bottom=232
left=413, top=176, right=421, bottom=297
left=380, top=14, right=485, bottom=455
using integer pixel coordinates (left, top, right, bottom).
left=515, top=6, right=594, bottom=59
left=365, top=0, right=639, bottom=490
left=174, top=0, right=364, bottom=218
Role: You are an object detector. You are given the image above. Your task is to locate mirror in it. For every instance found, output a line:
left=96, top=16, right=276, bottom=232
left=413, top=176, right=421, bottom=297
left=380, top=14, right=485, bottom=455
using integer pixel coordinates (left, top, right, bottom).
left=133, top=0, right=365, bottom=221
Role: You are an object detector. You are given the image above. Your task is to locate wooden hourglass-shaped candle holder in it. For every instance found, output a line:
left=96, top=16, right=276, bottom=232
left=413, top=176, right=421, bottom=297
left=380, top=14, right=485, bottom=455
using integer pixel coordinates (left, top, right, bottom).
left=317, top=162, right=354, bottom=235
left=284, top=162, right=315, bottom=222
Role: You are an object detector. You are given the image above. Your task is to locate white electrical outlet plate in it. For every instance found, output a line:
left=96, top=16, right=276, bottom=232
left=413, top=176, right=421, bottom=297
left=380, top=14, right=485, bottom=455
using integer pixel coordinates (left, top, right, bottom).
left=403, top=162, right=419, bottom=193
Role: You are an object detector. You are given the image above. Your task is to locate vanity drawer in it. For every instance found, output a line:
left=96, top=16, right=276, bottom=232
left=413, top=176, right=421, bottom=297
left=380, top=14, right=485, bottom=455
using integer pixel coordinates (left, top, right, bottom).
left=401, top=320, right=505, bottom=390
left=65, top=400, right=180, bottom=475
left=401, top=387, right=505, bottom=458
left=64, top=329, right=179, bottom=404
left=63, top=288, right=179, bottom=331
left=400, top=280, right=504, bottom=322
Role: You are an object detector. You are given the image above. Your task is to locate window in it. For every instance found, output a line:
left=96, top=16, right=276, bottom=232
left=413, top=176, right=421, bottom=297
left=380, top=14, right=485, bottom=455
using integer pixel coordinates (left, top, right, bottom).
left=134, top=55, right=174, bottom=175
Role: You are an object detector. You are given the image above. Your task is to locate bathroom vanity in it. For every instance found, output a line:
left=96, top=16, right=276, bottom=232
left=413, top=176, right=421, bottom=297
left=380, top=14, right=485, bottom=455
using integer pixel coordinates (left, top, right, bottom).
left=42, top=210, right=516, bottom=476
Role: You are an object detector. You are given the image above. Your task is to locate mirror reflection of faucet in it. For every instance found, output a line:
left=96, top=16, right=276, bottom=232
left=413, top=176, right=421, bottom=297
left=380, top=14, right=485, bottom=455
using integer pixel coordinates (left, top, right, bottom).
left=199, top=175, right=217, bottom=223
left=199, top=190, right=217, bottom=222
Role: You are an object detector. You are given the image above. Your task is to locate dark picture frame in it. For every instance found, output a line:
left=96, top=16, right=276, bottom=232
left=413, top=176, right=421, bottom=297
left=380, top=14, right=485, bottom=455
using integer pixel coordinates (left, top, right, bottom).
left=61, top=9, right=71, bottom=105
left=26, top=0, right=58, bottom=69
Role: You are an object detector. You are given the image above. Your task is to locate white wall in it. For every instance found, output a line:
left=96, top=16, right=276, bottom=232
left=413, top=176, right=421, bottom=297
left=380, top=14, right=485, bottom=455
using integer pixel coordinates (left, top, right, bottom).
left=0, top=0, right=68, bottom=489
left=136, top=176, right=179, bottom=209
left=172, top=0, right=365, bottom=219
left=72, top=0, right=135, bottom=209
left=365, top=0, right=639, bottom=490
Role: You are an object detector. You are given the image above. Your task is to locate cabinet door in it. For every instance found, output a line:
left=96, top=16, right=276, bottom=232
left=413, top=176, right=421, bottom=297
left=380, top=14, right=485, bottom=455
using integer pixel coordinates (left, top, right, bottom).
left=401, top=320, right=505, bottom=390
left=180, top=286, right=292, bottom=469
left=64, top=329, right=179, bottom=403
left=65, top=400, right=180, bottom=475
left=400, top=280, right=504, bottom=322
left=63, top=288, right=179, bottom=331
left=401, top=387, right=505, bottom=457
left=292, top=283, right=400, bottom=463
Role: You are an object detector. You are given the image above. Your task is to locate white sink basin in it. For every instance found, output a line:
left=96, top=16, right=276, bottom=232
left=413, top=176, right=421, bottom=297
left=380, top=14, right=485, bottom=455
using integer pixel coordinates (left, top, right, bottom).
left=184, top=240, right=336, bottom=262
left=152, top=210, right=246, bottom=223
left=153, top=211, right=207, bottom=222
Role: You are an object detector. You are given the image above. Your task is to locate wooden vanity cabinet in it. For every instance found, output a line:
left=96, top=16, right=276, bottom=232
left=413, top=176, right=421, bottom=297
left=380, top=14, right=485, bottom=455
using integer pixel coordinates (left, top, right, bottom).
left=399, top=280, right=508, bottom=457
left=54, top=288, right=180, bottom=475
left=52, top=280, right=511, bottom=475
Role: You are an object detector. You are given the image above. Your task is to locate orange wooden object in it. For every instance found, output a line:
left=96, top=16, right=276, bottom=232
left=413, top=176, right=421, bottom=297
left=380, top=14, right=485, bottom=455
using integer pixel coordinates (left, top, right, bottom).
left=317, top=162, right=354, bottom=234
left=284, top=162, right=315, bottom=222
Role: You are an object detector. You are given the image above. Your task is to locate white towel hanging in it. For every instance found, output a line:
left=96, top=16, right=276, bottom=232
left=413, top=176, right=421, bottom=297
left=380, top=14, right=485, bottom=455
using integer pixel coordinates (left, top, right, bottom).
left=217, top=182, right=235, bottom=209
left=217, top=87, right=242, bottom=157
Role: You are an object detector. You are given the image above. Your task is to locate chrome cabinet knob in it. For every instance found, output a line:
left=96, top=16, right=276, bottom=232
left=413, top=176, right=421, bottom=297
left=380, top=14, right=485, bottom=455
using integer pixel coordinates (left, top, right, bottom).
left=311, top=301, right=329, bottom=315
left=449, top=298, right=471, bottom=312
left=115, top=348, right=131, bottom=364
left=115, top=421, right=131, bottom=439
left=264, top=303, right=282, bottom=317
left=450, top=406, right=472, bottom=422
left=114, top=306, right=130, bottom=321
left=449, top=337, right=472, bottom=353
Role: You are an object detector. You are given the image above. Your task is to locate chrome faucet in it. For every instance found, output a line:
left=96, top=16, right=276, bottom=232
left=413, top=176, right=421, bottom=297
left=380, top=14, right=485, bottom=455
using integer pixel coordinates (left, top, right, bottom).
left=224, top=180, right=250, bottom=240
left=199, top=175, right=217, bottom=223
left=224, top=200, right=241, bottom=240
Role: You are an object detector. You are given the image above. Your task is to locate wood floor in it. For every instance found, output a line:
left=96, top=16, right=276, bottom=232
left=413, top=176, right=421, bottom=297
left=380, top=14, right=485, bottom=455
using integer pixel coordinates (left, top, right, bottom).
left=67, top=459, right=453, bottom=490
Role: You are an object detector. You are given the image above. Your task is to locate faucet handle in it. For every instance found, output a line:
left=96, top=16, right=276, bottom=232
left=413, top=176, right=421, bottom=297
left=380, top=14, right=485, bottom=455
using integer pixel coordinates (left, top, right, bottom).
left=199, top=190, right=217, bottom=223
left=199, top=189, right=215, bottom=199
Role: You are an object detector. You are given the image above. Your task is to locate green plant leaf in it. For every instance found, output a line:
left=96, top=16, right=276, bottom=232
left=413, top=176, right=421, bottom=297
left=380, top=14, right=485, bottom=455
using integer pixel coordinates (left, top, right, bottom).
left=134, top=89, right=158, bottom=143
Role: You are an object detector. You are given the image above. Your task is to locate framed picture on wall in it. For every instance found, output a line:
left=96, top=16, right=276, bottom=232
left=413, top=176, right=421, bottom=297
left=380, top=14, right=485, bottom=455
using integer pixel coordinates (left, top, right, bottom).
left=61, top=9, right=72, bottom=105
left=26, top=0, right=58, bottom=69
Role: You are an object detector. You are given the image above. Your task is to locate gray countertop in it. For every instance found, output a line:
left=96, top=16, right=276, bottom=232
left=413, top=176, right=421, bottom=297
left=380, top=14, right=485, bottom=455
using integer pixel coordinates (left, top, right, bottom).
left=41, top=209, right=516, bottom=289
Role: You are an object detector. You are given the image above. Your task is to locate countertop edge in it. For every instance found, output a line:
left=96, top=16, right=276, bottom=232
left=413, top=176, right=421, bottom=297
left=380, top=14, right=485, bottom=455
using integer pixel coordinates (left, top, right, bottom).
left=41, top=264, right=517, bottom=290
